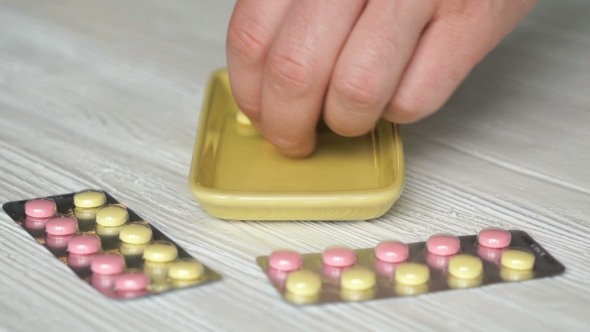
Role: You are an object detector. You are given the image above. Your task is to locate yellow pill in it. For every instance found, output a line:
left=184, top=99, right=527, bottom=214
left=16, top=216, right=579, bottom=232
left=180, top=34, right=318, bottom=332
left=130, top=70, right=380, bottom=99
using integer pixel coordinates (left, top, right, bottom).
left=143, top=242, right=178, bottom=263
left=448, top=275, right=483, bottom=289
left=120, top=242, right=149, bottom=256
left=285, top=291, right=320, bottom=305
left=340, top=288, right=376, bottom=302
left=236, top=110, right=252, bottom=125
left=119, top=223, right=152, bottom=245
left=286, top=270, right=322, bottom=297
left=448, top=255, right=483, bottom=279
left=96, top=206, right=128, bottom=227
left=96, top=224, right=123, bottom=237
left=500, top=267, right=534, bottom=282
left=74, top=207, right=99, bottom=220
left=171, top=279, right=200, bottom=289
left=168, top=259, right=204, bottom=280
left=74, top=190, right=106, bottom=208
left=395, top=283, right=429, bottom=296
left=395, top=263, right=430, bottom=286
left=501, top=250, right=535, bottom=271
left=340, top=267, right=376, bottom=291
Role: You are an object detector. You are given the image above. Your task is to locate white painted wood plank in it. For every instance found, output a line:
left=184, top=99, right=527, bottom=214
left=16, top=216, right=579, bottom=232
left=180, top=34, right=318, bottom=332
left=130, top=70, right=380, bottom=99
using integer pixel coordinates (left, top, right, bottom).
left=0, top=0, right=589, bottom=331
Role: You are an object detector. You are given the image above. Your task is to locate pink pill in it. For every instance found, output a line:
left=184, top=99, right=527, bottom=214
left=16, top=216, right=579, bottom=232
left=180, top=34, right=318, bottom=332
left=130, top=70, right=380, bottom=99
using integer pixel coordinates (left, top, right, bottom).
left=46, top=234, right=73, bottom=248
left=478, top=228, right=511, bottom=249
left=322, top=246, right=356, bottom=267
left=46, top=217, right=78, bottom=235
left=115, top=273, right=149, bottom=292
left=24, top=216, right=49, bottom=230
left=91, top=274, right=117, bottom=298
left=68, top=235, right=101, bottom=255
left=269, top=250, right=303, bottom=271
left=427, top=234, right=461, bottom=256
left=117, top=290, right=149, bottom=299
left=478, top=246, right=506, bottom=265
left=91, top=254, right=125, bottom=275
left=68, top=253, right=95, bottom=268
left=426, top=253, right=451, bottom=270
left=374, top=260, right=399, bottom=278
left=25, top=199, right=56, bottom=218
left=322, top=265, right=347, bottom=281
left=375, top=241, right=409, bottom=263
left=267, top=268, right=289, bottom=285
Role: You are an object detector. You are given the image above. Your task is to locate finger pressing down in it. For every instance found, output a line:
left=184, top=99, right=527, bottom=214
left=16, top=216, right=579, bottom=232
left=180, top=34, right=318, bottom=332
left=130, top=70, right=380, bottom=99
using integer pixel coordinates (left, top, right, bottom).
left=260, top=0, right=366, bottom=157
left=324, top=0, right=435, bottom=137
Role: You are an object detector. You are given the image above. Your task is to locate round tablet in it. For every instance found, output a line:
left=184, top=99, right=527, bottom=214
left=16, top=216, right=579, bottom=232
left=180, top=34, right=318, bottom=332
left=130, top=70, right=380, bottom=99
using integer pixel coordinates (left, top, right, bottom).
left=25, top=199, right=56, bottom=218
left=340, top=288, right=376, bottom=302
left=91, top=274, right=116, bottom=289
left=24, top=216, right=49, bottom=230
left=45, top=234, right=72, bottom=248
left=74, top=190, right=106, bottom=208
left=74, top=207, right=98, bottom=220
left=269, top=250, right=303, bottom=272
left=236, top=110, right=252, bottom=125
left=143, top=242, right=178, bottom=263
left=68, top=253, right=95, bottom=268
left=322, top=265, right=346, bottom=281
left=45, top=217, right=78, bottom=235
left=95, top=206, right=128, bottom=227
left=322, top=246, right=356, bottom=267
left=374, top=260, right=398, bottom=278
left=395, top=263, right=430, bottom=286
left=500, top=267, right=534, bottom=282
left=117, top=290, right=149, bottom=299
left=95, top=224, right=123, bottom=237
left=168, top=259, right=204, bottom=280
left=285, top=270, right=322, bottom=297
left=67, top=235, right=101, bottom=254
left=119, top=223, right=152, bottom=245
left=375, top=241, right=409, bottom=263
left=427, top=234, right=461, bottom=256
left=478, top=228, right=511, bottom=248
left=171, top=279, right=200, bottom=289
left=114, top=273, right=149, bottom=291
left=448, top=275, right=483, bottom=289
left=448, top=255, right=483, bottom=279
left=340, top=267, right=376, bottom=291
left=395, top=283, right=429, bottom=296
left=267, top=268, right=289, bottom=285
left=477, top=246, right=506, bottom=265
left=501, top=249, right=535, bottom=271
left=426, top=253, right=450, bottom=270
left=120, top=242, right=149, bottom=256
left=91, top=254, right=125, bottom=275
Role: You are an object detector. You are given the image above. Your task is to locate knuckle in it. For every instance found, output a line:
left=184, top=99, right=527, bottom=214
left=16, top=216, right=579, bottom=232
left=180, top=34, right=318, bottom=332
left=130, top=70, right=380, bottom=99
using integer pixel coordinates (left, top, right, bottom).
left=227, top=17, right=270, bottom=65
left=389, top=93, right=429, bottom=123
left=266, top=51, right=315, bottom=96
left=333, top=68, right=384, bottom=110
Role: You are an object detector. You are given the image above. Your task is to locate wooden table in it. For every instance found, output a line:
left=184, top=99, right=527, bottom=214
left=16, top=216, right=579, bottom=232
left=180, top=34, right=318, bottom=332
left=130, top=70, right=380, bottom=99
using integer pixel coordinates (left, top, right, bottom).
left=1, top=0, right=589, bottom=330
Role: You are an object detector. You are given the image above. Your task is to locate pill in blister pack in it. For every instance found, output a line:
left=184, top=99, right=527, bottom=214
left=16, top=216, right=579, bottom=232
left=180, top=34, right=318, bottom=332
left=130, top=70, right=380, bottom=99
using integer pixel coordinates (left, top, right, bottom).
left=3, top=190, right=221, bottom=300
left=256, top=229, right=565, bottom=305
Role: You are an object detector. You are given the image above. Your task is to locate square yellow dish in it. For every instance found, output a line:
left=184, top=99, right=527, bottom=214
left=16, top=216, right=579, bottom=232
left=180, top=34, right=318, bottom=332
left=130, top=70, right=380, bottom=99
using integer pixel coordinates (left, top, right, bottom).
left=188, top=69, right=405, bottom=220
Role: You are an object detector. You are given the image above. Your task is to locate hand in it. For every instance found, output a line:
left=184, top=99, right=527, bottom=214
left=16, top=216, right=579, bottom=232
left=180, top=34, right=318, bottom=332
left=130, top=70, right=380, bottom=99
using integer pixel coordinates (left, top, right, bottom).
left=226, top=0, right=538, bottom=157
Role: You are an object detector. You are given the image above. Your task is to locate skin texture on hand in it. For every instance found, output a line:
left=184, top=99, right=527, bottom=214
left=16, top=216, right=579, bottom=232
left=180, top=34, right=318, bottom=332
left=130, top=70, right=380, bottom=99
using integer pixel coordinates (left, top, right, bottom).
left=226, top=0, right=538, bottom=158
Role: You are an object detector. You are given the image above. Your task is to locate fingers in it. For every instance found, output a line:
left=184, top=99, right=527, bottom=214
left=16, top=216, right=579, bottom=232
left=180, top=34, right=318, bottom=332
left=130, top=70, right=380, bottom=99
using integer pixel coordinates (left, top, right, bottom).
left=385, top=1, right=538, bottom=123
left=260, top=0, right=366, bottom=157
left=226, top=0, right=292, bottom=124
left=324, top=0, right=435, bottom=136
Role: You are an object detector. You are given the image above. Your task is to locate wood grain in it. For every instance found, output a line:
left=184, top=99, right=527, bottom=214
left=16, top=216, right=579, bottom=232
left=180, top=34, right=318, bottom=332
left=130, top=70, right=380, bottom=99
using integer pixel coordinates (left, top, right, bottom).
left=0, top=0, right=588, bottom=331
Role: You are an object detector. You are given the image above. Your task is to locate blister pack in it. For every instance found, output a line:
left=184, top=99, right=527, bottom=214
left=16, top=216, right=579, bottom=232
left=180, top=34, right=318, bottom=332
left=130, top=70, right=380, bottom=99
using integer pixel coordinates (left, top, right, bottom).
left=2, top=190, right=221, bottom=299
left=257, top=229, right=565, bottom=305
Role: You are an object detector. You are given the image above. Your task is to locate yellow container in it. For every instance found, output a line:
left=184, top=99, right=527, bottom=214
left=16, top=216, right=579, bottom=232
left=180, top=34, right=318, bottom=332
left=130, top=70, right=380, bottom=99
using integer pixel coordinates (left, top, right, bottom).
left=188, top=69, right=405, bottom=220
